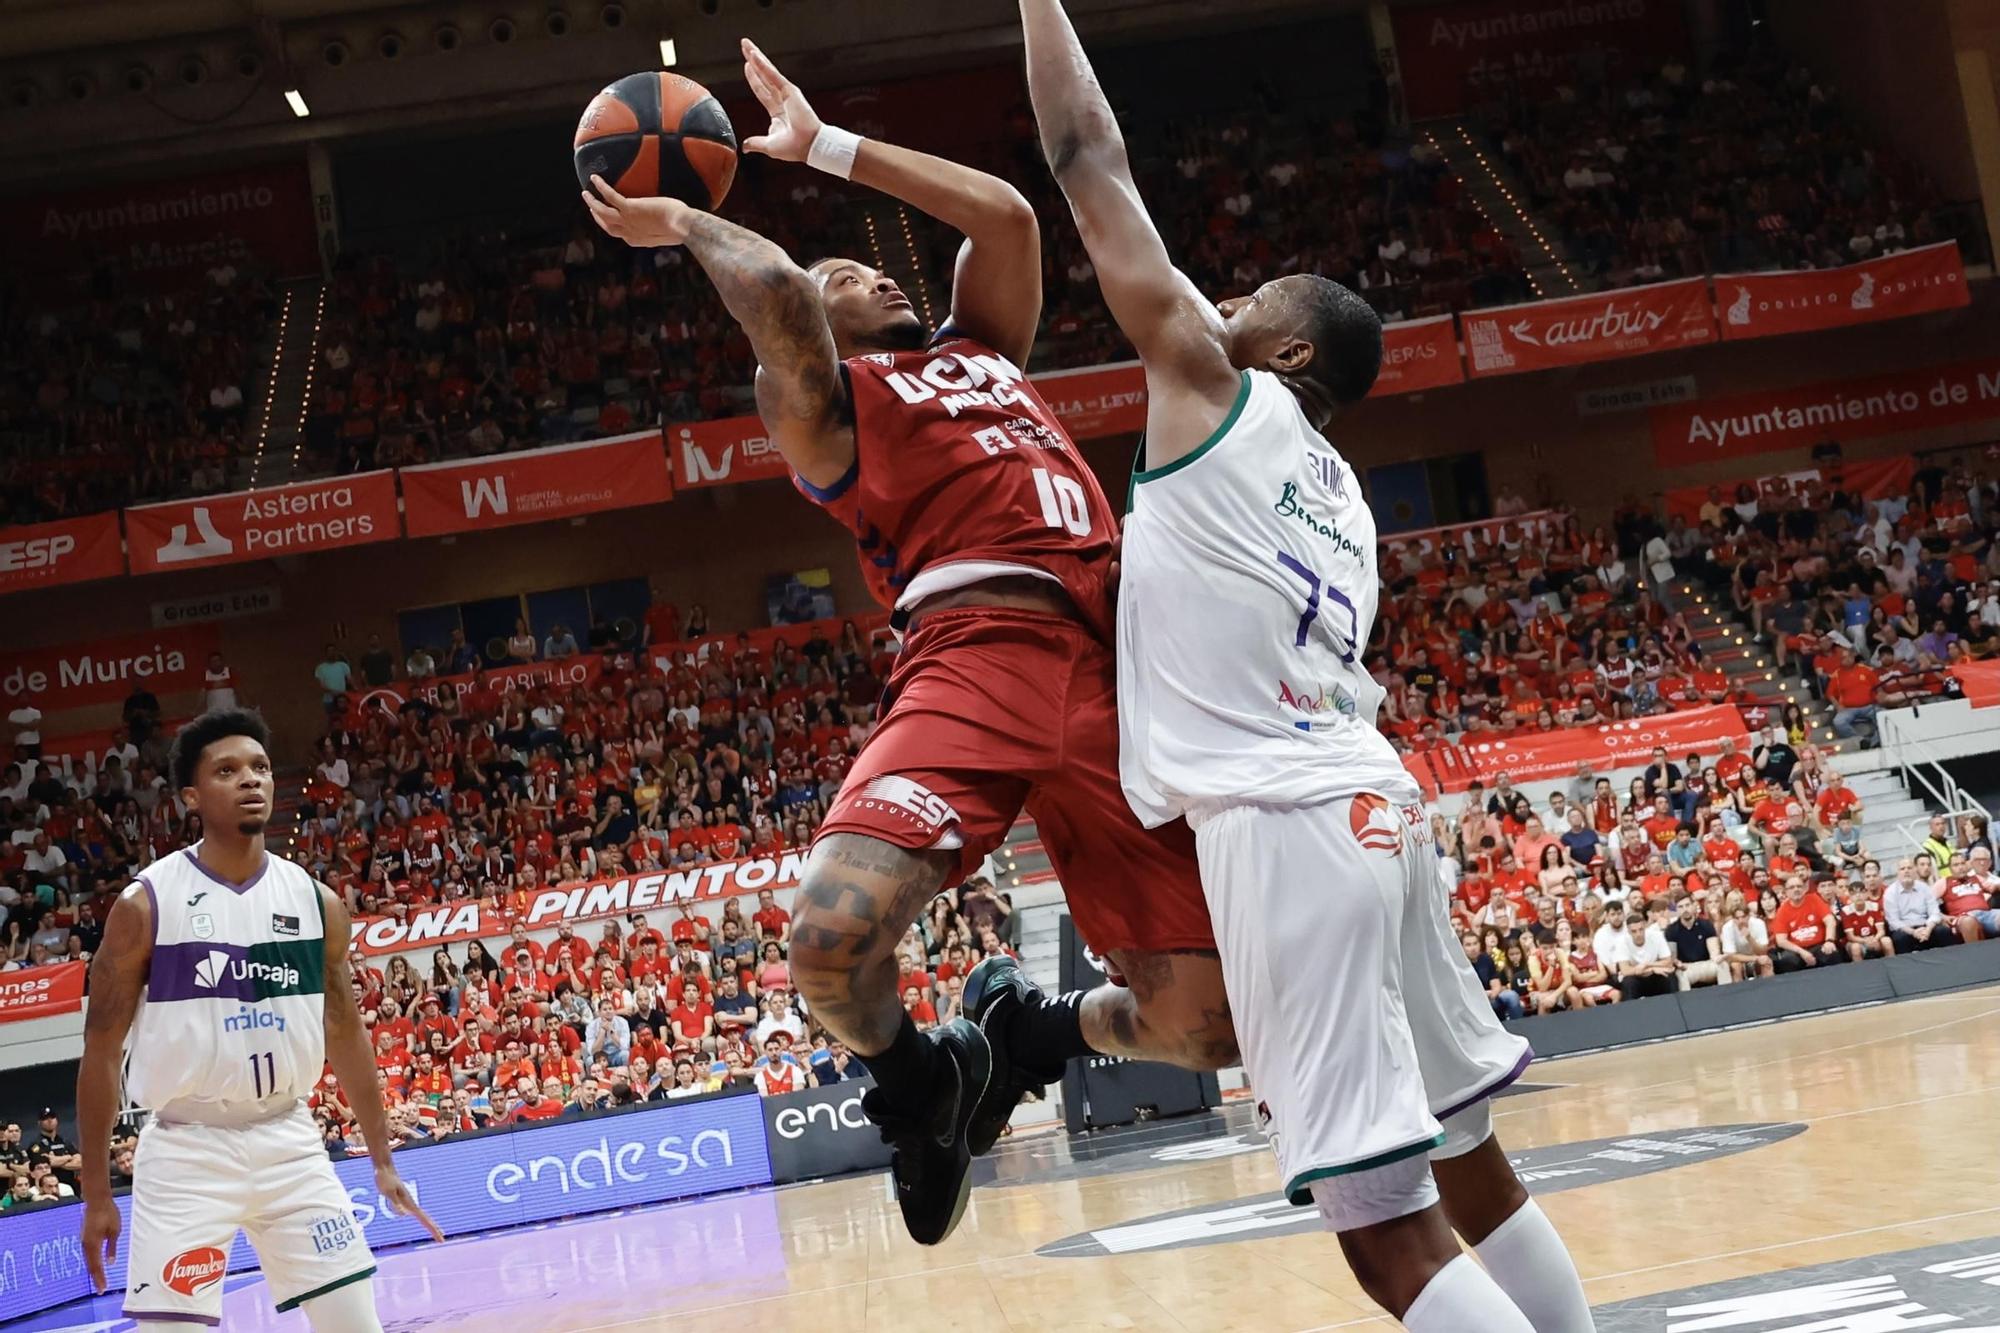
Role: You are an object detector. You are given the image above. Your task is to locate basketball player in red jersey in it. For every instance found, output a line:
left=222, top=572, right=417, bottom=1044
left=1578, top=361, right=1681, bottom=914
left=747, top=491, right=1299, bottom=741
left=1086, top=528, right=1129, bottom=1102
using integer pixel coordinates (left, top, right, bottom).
left=585, top=39, right=1234, bottom=1245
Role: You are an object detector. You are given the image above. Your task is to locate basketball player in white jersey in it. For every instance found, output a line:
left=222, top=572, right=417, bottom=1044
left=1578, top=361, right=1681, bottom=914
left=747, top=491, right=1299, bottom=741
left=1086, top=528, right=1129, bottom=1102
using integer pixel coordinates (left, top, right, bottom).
left=76, top=709, right=440, bottom=1330
left=1016, top=4, right=1596, bottom=1330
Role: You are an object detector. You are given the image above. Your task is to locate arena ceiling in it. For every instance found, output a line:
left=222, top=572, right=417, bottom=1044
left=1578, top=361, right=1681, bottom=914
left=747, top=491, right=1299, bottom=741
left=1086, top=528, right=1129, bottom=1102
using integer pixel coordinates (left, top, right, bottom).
left=0, top=0, right=1346, bottom=181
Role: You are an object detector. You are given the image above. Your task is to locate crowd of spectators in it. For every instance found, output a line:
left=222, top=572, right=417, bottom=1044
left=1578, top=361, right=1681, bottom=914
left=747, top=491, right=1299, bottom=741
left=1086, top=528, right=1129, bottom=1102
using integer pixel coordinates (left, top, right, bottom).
left=0, top=261, right=275, bottom=525
left=1440, top=754, right=2000, bottom=1020
left=1492, top=44, right=1963, bottom=287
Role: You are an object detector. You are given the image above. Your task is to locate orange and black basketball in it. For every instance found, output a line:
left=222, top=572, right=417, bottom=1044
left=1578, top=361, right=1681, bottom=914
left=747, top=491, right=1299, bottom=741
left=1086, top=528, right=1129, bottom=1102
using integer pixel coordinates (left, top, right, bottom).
left=574, top=72, right=738, bottom=209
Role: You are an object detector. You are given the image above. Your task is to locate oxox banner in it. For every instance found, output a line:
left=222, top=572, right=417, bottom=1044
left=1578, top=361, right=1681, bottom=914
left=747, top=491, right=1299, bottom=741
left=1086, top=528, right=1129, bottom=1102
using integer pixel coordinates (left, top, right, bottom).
left=124, top=471, right=400, bottom=576
left=0, top=961, right=88, bottom=1024
left=0, top=624, right=218, bottom=711
left=1663, top=455, right=1916, bottom=525
left=1717, top=242, right=1969, bottom=341
left=1419, top=705, right=1749, bottom=792
left=348, top=852, right=810, bottom=957
left=0, top=512, right=124, bottom=597
left=1371, top=316, right=1466, bottom=397
left=1391, top=0, right=1690, bottom=119
left=401, top=431, right=673, bottom=537
left=1652, top=355, right=2000, bottom=467
left=1463, top=278, right=1716, bottom=378
left=0, top=161, right=318, bottom=292
left=343, top=653, right=608, bottom=716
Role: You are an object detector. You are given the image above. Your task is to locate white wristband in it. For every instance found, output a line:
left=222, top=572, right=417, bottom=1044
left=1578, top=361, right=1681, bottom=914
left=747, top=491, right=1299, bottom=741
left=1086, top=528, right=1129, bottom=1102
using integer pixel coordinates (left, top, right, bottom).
left=806, top=124, right=861, bottom=180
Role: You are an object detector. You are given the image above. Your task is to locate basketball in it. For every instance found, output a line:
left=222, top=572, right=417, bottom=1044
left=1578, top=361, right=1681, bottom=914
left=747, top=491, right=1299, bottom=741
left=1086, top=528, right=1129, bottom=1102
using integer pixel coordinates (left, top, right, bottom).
left=574, top=71, right=738, bottom=210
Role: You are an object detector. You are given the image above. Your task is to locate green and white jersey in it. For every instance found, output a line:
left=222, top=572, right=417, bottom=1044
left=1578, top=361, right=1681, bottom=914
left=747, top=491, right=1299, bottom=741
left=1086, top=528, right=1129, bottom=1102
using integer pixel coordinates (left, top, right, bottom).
left=1118, top=368, right=1418, bottom=826
left=126, top=843, right=328, bottom=1121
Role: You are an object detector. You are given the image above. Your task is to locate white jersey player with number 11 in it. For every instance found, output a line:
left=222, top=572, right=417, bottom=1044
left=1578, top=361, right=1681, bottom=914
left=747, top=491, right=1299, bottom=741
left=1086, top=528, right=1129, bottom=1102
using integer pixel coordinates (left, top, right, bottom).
left=1016, top=2, right=1596, bottom=1330
left=77, top=709, right=441, bottom=1332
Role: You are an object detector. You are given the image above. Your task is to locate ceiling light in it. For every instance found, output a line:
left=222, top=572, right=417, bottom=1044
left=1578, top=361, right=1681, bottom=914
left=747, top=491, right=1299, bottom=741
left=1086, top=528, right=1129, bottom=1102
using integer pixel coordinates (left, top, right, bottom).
left=659, top=37, right=677, bottom=66
left=285, top=88, right=310, bottom=117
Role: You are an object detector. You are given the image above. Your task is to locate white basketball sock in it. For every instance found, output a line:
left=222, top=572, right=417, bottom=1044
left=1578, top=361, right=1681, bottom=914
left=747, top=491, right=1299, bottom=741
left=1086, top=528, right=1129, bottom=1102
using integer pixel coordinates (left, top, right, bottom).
left=1473, top=1199, right=1598, bottom=1333
left=1403, top=1253, right=1536, bottom=1332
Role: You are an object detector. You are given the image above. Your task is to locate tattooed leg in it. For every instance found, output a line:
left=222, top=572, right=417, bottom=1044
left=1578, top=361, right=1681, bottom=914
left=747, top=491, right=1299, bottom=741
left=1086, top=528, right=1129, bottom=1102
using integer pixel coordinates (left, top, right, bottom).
left=789, top=833, right=956, bottom=1056
left=1081, top=949, right=1239, bottom=1070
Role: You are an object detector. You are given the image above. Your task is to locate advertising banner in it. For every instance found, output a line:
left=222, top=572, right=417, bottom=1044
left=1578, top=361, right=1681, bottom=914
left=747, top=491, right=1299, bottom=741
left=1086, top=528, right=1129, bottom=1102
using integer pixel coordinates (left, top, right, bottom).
left=1036, top=361, right=1149, bottom=438
left=1462, top=278, right=1717, bottom=379
left=124, top=471, right=400, bottom=576
left=762, top=1078, right=895, bottom=1183
left=1663, top=455, right=1917, bottom=525
left=0, top=962, right=87, bottom=1023
left=348, top=851, right=811, bottom=957
left=1949, top=660, right=2000, bottom=709
left=1420, top=706, right=1750, bottom=793
left=669, top=416, right=789, bottom=490
left=0, top=624, right=218, bottom=712
left=0, top=513, right=124, bottom=598
left=1717, top=242, right=1970, bottom=342
left=1651, top=355, right=2000, bottom=467
left=344, top=654, right=609, bottom=719
left=401, top=432, right=672, bottom=537
left=1371, top=315, right=1466, bottom=397
left=150, top=584, right=283, bottom=628
left=1058, top=914, right=1219, bottom=1131
left=1391, top=0, right=1690, bottom=119
left=0, top=1092, right=772, bottom=1324
left=0, top=161, right=319, bottom=292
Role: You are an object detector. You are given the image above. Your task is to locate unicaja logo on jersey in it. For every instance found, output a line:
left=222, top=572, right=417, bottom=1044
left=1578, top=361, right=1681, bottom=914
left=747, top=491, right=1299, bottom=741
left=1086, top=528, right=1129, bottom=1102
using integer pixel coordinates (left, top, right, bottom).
left=1349, top=793, right=1403, bottom=856
left=194, top=950, right=302, bottom=991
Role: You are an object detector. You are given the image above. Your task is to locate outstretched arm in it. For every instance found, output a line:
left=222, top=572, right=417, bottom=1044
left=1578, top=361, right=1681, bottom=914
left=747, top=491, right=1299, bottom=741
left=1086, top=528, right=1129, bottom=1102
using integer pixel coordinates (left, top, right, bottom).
left=584, top=180, right=854, bottom=491
left=741, top=41, right=1042, bottom=368
left=77, top=885, right=149, bottom=1292
left=1019, top=0, right=1240, bottom=461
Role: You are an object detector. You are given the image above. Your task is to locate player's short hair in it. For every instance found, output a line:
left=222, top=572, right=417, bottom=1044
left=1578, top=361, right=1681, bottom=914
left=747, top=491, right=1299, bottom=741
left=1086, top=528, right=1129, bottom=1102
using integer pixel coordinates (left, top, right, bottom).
left=169, top=707, right=271, bottom=791
left=1294, top=275, right=1383, bottom=405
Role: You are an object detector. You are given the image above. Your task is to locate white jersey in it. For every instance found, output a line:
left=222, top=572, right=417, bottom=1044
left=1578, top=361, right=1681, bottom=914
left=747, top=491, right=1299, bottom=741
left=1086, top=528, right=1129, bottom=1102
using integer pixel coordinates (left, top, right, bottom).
left=126, top=843, right=328, bottom=1122
left=1118, top=368, right=1417, bottom=824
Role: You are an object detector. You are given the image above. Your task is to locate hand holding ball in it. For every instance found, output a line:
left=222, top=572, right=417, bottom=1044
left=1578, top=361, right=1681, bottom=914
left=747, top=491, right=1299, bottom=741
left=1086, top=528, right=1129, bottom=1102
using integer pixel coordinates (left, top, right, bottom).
left=574, top=71, right=738, bottom=209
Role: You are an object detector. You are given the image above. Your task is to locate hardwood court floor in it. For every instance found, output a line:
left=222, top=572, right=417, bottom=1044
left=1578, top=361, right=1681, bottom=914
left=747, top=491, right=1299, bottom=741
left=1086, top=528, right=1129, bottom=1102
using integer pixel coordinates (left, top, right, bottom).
left=33, top=984, right=2000, bottom=1331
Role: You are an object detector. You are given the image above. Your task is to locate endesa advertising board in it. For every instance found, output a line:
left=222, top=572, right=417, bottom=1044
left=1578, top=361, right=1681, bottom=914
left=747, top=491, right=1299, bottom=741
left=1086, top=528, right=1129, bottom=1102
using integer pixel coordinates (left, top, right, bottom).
left=0, top=1091, right=772, bottom=1324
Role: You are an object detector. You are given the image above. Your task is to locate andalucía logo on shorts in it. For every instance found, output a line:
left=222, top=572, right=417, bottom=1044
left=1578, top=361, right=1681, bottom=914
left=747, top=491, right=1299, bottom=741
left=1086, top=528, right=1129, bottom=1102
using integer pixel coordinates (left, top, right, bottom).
left=1349, top=793, right=1403, bottom=856
left=163, top=1246, right=228, bottom=1296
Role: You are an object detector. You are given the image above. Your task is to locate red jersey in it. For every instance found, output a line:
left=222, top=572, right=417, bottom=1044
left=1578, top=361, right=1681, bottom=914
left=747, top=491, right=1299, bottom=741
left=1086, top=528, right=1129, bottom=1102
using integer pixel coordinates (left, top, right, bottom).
left=1839, top=900, right=1884, bottom=940
left=1772, top=894, right=1834, bottom=949
left=799, top=334, right=1119, bottom=638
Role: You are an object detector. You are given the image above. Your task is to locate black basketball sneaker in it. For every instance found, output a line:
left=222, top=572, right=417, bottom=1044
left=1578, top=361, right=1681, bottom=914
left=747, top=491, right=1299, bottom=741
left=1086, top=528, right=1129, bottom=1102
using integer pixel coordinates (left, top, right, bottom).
left=861, top=1017, right=1000, bottom=1246
left=962, top=954, right=1064, bottom=1155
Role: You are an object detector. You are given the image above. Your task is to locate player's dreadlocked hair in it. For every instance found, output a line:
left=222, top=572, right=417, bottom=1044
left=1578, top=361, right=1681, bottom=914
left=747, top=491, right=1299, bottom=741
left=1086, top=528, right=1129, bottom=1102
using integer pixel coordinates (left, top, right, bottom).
left=1294, top=275, right=1384, bottom=406
left=169, top=707, right=271, bottom=791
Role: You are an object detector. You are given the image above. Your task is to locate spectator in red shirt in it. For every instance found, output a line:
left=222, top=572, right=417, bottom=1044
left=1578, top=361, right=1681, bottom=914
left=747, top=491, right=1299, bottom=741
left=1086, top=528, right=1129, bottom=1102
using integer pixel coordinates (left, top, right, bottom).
left=901, top=984, right=939, bottom=1029
left=1770, top=876, right=1842, bottom=972
left=751, top=888, right=791, bottom=944
left=1838, top=880, right=1892, bottom=963
left=1825, top=646, right=1881, bottom=745
left=506, top=1078, right=566, bottom=1123
left=669, top=980, right=716, bottom=1054
left=1940, top=847, right=2000, bottom=943
left=1813, top=771, right=1862, bottom=832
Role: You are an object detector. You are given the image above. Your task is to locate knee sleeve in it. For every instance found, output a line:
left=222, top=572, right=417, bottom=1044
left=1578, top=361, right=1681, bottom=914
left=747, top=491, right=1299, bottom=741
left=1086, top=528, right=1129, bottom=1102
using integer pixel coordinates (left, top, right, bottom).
left=1433, top=1098, right=1493, bottom=1162
left=1307, top=1151, right=1440, bottom=1232
left=302, top=1274, right=385, bottom=1333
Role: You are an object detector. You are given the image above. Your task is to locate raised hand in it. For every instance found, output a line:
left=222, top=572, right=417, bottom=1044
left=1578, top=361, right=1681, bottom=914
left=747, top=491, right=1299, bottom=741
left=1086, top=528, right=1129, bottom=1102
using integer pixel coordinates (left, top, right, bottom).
left=582, top=175, right=695, bottom=247
left=739, top=38, right=823, bottom=162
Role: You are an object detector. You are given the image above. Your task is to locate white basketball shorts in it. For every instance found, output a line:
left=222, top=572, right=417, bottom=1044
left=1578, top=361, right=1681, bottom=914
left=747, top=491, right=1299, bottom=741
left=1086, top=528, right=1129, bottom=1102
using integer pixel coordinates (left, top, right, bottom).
left=1187, top=792, right=1532, bottom=1204
left=122, top=1106, right=375, bottom=1326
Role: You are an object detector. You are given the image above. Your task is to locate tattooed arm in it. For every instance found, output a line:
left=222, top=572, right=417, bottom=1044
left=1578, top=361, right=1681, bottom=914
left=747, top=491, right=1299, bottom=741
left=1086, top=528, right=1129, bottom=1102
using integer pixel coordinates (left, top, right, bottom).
left=582, top=177, right=853, bottom=490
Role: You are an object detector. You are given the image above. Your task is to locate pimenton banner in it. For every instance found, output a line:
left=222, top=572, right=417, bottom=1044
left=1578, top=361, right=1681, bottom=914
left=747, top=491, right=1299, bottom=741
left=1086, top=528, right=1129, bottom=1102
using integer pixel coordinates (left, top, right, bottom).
left=1462, top=278, right=1717, bottom=378
left=401, top=432, right=673, bottom=537
left=1372, top=315, right=1465, bottom=396
left=1416, top=706, right=1749, bottom=793
left=0, top=512, right=124, bottom=597
left=349, top=851, right=811, bottom=957
left=1392, top=0, right=1690, bottom=119
left=0, top=161, right=318, bottom=291
left=123, top=471, right=400, bottom=576
left=0, top=624, right=218, bottom=711
left=1717, top=242, right=1970, bottom=342
left=1652, top=355, right=2000, bottom=467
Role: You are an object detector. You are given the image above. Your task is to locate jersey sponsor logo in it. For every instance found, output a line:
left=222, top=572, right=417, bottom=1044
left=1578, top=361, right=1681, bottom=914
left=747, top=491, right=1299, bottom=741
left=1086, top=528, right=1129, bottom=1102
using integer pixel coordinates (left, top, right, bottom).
left=310, top=1211, right=359, bottom=1255
left=861, top=352, right=896, bottom=367
left=272, top=912, right=300, bottom=936
left=880, top=351, right=1037, bottom=420
left=854, top=775, right=960, bottom=832
left=222, top=1003, right=288, bottom=1034
left=1273, top=482, right=1366, bottom=562
left=193, top=949, right=302, bottom=992
left=1306, top=452, right=1349, bottom=500
left=1276, top=678, right=1358, bottom=723
left=190, top=912, right=215, bottom=939
left=162, top=1245, right=228, bottom=1296
left=1349, top=792, right=1404, bottom=855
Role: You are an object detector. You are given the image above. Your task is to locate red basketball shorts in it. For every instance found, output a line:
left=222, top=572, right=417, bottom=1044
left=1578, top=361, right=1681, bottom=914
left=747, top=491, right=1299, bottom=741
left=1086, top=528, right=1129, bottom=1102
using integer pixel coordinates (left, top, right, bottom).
left=816, top=606, right=1213, bottom=957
